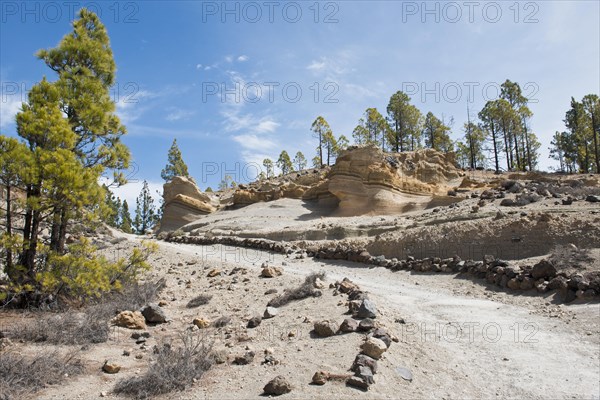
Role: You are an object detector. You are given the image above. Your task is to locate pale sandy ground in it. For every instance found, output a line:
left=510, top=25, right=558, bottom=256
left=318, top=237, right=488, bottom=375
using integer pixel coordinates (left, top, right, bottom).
left=32, top=233, right=599, bottom=400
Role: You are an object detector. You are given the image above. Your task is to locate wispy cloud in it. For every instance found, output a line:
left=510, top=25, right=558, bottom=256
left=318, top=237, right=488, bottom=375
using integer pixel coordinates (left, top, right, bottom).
left=221, top=107, right=279, bottom=134
left=166, top=108, right=195, bottom=121
left=0, top=94, right=22, bottom=129
left=115, top=89, right=156, bottom=124
left=237, top=55, right=249, bottom=62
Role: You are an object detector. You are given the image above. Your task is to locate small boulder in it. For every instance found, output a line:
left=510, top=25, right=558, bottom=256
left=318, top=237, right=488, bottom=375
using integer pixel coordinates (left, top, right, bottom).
left=531, top=260, right=557, bottom=280
left=548, top=276, right=568, bottom=291
left=358, top=318, right=376, bottom=332
left=102, top=361, right=121, bottom=374
left=193, top=318, right=211, bottom=329
left=263, top=375, right=292, bottom=395
left=207, top=268, right=222, bottom=277
left=507, top=278, right=521, bottom=290
left=339, top=318, right=359, bottom=333
left=233, top=351, right=255, bottom=365
left=312, top=371, right=328, bottom=385
left=263, top=306, right=279, bottom=319
left=247, top=316, right=262, bottom=328
left=314, top=320, right=338, bottom=337
left=585, top=195, right=600, bottom=203
left=261, top=266, right=283, bottom=278
left=352, top=354, right=378, bottom=374
left=346, top=376, right=369, bottom=391
left=356, top=366, right=375, bottom=385
left=112, top=311, right=146, bottom=330
left=361, top=337, right=387, bottom=359
left=356, top=299, right=377, bottom=319
left=141, top=304, right=168, bottom=324
left=338, top=278, right=359, bottom=293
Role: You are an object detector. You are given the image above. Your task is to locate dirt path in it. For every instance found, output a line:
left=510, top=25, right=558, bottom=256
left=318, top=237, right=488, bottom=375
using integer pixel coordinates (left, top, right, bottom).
left=160, top=239, right=600, bottom=399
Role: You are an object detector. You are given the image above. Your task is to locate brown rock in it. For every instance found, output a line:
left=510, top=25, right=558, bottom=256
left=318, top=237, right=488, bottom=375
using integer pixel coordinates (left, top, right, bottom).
left=261, top=266, right=283, bottom=278
left=193, top=318, right=211, bottom=329
left=112, top=311, right=146, bottom=330
left=361, top=337, right=387, bottom=359
left=263, top=375, right=292, bottom=395
left=159, top=176, right=216, bottom=232
left=314, top=320, right=338, bottom=337
left=102, top=361, right=121, bottom=374
left=312, top=371, right=328, bottom=385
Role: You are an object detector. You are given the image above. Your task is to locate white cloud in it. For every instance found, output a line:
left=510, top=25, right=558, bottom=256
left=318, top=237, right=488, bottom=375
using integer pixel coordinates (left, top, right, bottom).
left=196, top=64, right=203, bottom=69
left=232, top=134, right=277, bottom=151
left=221, top=107, right=279, bottom=135
left=115, top=89, right=156, bottom=124
left=0, top=95, right=22, bottom=129
left=307, top=60, right=326, bottom=71
left=166, top=108, right=195, bottom=121
left=237, top=55, right=249, bottom=62
left=225, top=55, right=233, bottom=63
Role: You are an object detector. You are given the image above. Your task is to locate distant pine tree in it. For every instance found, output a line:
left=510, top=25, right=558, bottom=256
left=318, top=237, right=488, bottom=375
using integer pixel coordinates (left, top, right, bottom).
left=161, top=139, right=190, bottom=182
left=133, top=181, right=158, bottom=234
left=120, top=200, right=133, bottom=233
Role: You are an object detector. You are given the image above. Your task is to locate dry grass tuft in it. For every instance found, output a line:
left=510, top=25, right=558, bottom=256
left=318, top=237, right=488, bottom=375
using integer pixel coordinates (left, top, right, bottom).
left=186, top=294, right=212, bottom=308
left=267, top=272, right=325, bottom=308
left=548, top=245, right=593, bottom=271
left=113, top=332, right=213, bottom=399
left=6, top=279, right=166, bottom=345
left=0, top=350, right=84, bottom=399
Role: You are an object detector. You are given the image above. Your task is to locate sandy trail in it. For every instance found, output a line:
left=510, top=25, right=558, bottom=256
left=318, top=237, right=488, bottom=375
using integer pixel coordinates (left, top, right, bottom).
left=158, top=239, right=600, bottom=399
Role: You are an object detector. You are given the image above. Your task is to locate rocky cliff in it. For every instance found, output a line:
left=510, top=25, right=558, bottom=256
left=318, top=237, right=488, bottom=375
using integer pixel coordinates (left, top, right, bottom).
left=304, top=146, right=462, bottom=215
left=159, top=176, right=216, bottom=232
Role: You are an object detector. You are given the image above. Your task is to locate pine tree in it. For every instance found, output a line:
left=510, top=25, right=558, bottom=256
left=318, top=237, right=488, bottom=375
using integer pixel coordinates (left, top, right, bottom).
left=0, top=136, right=33, bottom=278
left=386, top=91, right=422, bottom=152
left=133, top=181, right=158, bottom=234
left=262, top=158, right=274, bottom=178
left=119, top=200, right=133, bottom=233
left=423, top=112, right=452, bottom=151
left=102, top=185, right=121, bottom=227
left=322, top=131, right=338, bottom=165
left=479, top=100, right=504, bottom=173
left=37, top=8, right=130, bottom=253
left=336, top=135, right=350, bottom=153
left=293, top=152, right=307, bottom=171
left=311, top=116, right=332, bottom=167
left=161, top=138, right=190, bottom=182
left=277, top=151, right=293, bottom=175
left=218, top=175, right=234, bottom=191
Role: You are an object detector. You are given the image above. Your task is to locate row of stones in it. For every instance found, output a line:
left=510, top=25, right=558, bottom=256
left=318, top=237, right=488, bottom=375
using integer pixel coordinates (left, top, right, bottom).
left=165, top=235, right=599, bottom=302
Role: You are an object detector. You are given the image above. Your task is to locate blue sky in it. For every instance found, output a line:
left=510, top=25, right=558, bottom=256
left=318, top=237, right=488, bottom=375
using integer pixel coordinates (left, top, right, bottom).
left=1, top=1, right=599, bottom=207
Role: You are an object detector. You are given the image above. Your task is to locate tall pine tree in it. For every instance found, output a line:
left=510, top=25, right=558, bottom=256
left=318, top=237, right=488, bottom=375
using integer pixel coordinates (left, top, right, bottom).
left=133, top=181, right=158, bottom=234
left=161, top=138, right=190, bottom=182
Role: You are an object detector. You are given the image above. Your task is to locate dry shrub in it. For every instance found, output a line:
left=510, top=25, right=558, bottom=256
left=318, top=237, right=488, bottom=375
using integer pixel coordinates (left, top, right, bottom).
left=211, top=316, right=231, bottom=328
left=267, top=272, right=325, bottom=308
left=114, top=332, right=213, bottom=399
left=0, top=350, right=84, bottom=399
left=6, top=279, right=165, bottom=345
left=186, top=294, right=212, bottom=308
left=548, top=245, right=593, bottom=271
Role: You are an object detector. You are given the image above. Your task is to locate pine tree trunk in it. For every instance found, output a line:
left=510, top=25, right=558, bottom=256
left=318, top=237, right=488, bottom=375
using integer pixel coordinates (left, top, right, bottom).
left=57, top=207, right=68, bottom=253
left=5, top=185, right=13, bottom=277
left=592, top=112, right=600, bottom=173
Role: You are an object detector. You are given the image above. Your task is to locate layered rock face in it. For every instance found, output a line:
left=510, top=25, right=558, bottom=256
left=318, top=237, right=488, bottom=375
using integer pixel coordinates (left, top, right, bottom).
left=159, top=176, right=216, bottom=232
left=304, top=146, right=461, bottom=215
left=231, top=170, right=326, bottom=207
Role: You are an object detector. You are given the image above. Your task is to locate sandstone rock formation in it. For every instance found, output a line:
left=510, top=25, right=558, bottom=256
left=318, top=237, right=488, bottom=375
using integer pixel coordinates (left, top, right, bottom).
left=304, top=145, right=462, bottom=215
left=159, top=176, right=216, bottom=232
left=231, top=170, right=326, bottom=207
